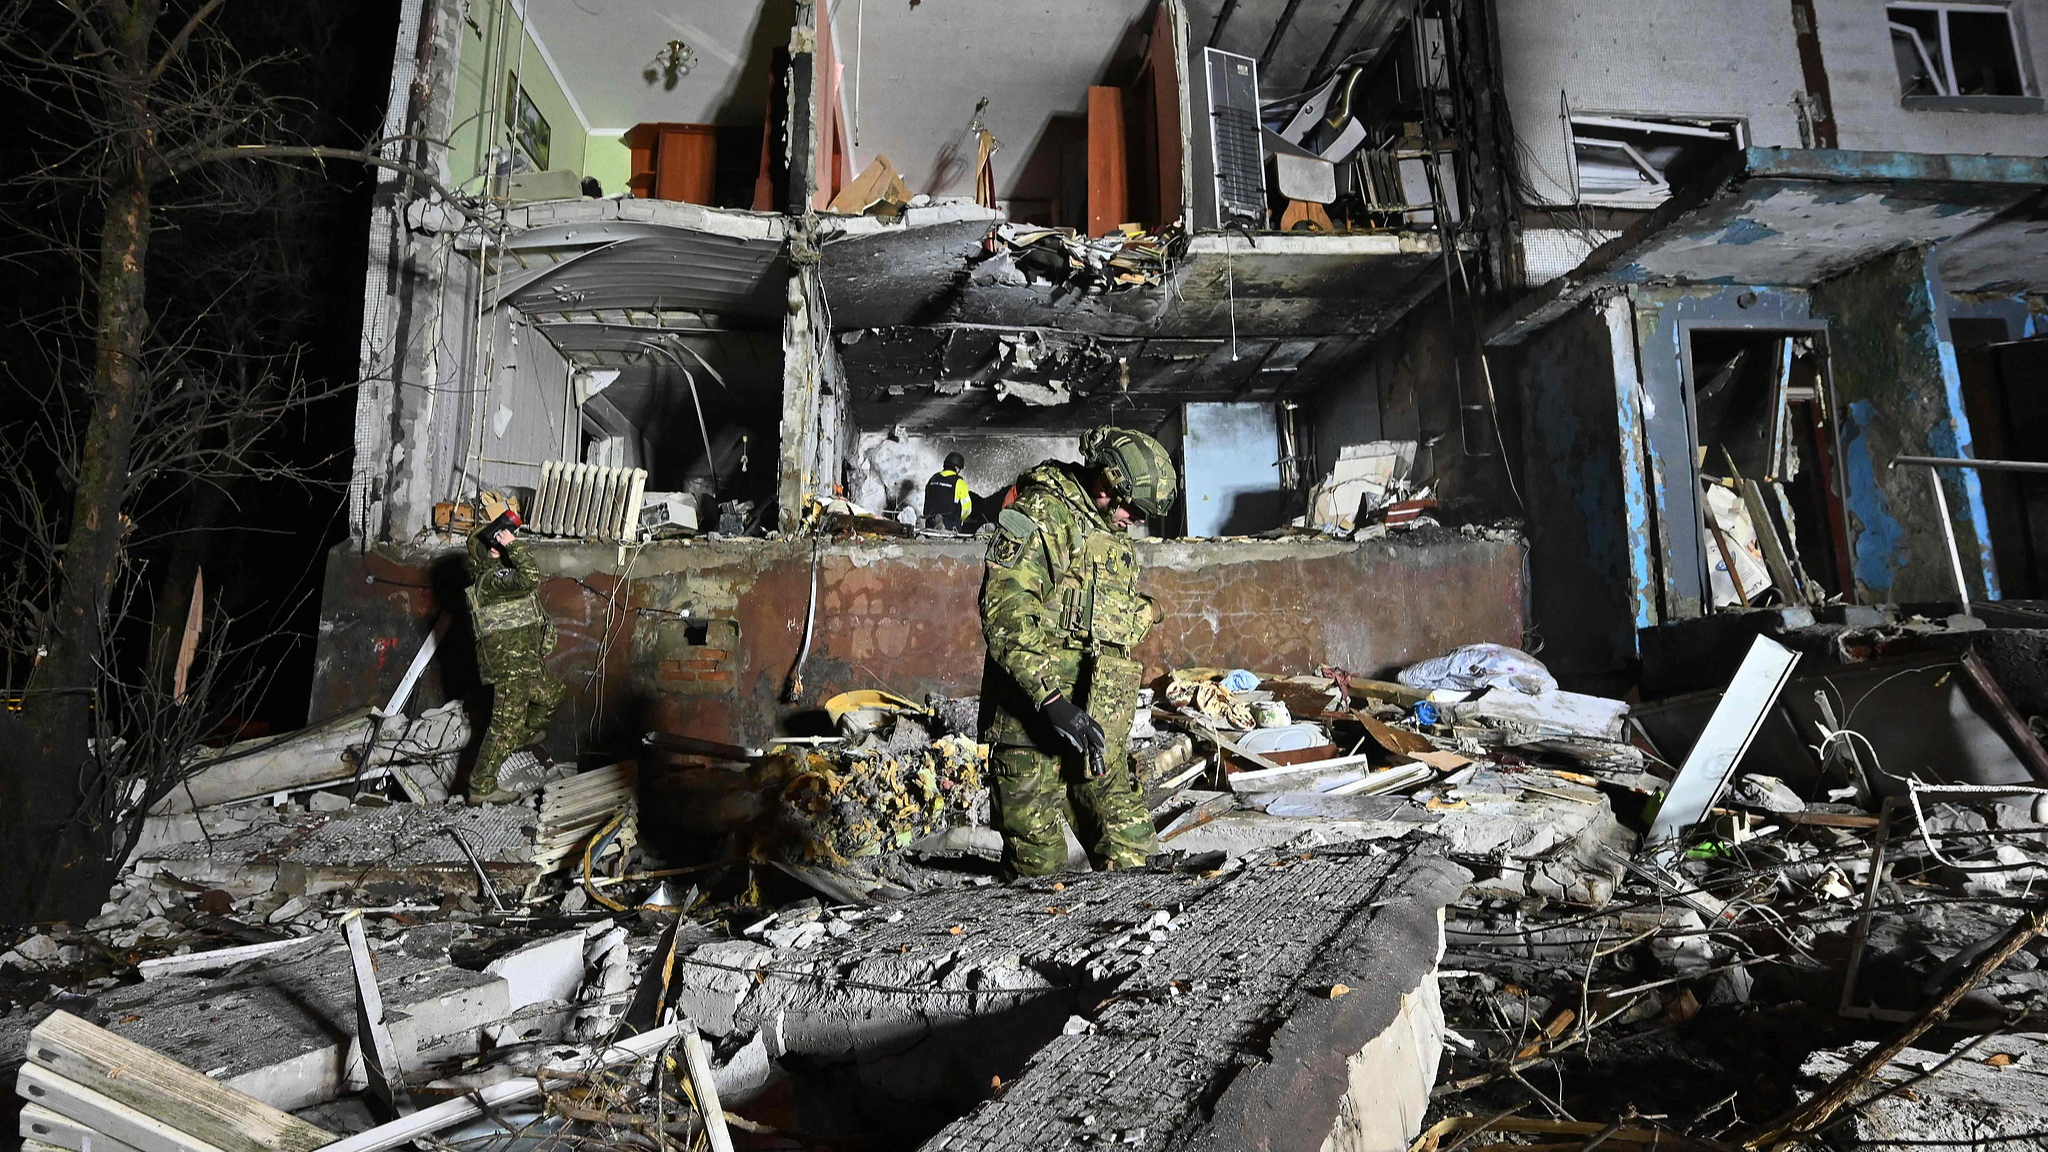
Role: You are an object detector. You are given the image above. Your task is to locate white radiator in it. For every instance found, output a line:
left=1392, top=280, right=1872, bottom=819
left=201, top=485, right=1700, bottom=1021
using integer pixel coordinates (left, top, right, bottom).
left=530, top=462, right=647, bottom=541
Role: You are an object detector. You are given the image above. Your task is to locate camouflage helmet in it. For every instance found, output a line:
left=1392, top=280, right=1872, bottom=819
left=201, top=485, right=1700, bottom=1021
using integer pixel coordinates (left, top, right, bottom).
left=1081, top=426, right=1178, bottom=519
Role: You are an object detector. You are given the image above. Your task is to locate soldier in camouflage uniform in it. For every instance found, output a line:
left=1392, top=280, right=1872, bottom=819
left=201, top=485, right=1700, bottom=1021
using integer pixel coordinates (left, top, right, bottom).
left=979, top=426, right=1178, bottom=877
left=466, top=513, right=565, bottom=803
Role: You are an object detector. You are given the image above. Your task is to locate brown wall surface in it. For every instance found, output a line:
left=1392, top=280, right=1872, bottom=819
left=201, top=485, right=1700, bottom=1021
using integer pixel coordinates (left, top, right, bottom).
left=312, top=530, right=1526, bottom=758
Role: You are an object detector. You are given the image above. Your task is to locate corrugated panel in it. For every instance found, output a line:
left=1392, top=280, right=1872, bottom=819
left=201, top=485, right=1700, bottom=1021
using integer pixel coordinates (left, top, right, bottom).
left=534, top=761, right=640, bottom=874
left=503, top=233, right=787, bottom=320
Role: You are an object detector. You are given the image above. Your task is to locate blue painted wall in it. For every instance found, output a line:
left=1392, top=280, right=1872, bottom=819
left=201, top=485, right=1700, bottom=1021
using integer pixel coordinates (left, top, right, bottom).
left=1627, top=284, right=1816, bottom=619
left=1514, top=299, right=1640, bottom=690
left=1812, top=246, right=1998, bottom=602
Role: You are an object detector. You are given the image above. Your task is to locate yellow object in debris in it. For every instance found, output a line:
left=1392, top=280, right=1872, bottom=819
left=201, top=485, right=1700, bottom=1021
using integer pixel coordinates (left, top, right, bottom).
left=476, top=488, right=517, bottom=522
left=824, top=689, right=923, bottom=724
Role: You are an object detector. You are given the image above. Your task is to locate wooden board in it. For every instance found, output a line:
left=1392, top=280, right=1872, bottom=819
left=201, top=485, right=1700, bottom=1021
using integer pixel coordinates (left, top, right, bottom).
left=1087, top=86, right=1129, bottom=238
left=17, top=1065, right=233, bottom=1152
left=1227, top=752, right=1378, bottom=794
left=1740, top=478, right=1803, bottom=606
left=21, top=1101, right=147, bottom=1152
left=137, top=937, right=316, bottom=982
left=26, top=1011, right=333, bottom=1152
left=1346, top=678, right=1430, bottom=707
left=1959, top=649, right=2048, bottom=785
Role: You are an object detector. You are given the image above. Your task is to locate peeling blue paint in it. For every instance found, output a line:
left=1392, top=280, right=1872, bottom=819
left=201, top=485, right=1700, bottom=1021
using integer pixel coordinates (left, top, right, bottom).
left=1842, top=400, right=1906, bottom=595
left=1607, top=299, right=1657, bottom=633
left=1748, top=146, right=2048, bottom=186
left=1926, top=265, right=2001, bottom=599
left=1614, top=264, right=1650, bottom=283
left=1720, top=219, right=1785, bottom=247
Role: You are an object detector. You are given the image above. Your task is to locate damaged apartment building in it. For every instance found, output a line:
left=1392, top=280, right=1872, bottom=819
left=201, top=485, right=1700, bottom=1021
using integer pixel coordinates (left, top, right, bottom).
left=319, top=0, right=1535, bottom=754
left=1488, top=0, right=2048, bottom=690
left=19, top=2, right=2048, bottom=1152
left=320, top=0, right=2048, bottom=742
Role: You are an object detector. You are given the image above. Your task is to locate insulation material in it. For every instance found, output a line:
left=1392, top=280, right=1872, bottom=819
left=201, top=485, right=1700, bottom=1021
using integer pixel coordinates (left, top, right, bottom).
left=769, top=736, right=987, bottom=865
left=1702, top=482, right=1774, bottom=607
left=1306, top=441, right=1418, bottom=532
left=1165, top=669, right=1262, bottom=731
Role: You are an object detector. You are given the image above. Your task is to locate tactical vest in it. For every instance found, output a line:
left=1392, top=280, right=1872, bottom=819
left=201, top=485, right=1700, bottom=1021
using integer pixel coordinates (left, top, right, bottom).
left=466, top=582, right=554, bottom=684
left=466, top=584, right=547, bottom=638
left=1053, top=529, right=1146, bottom=650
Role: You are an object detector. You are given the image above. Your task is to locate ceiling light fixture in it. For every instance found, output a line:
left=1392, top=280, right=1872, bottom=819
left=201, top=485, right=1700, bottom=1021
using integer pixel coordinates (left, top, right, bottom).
left=645, top=40, right=696, bottom=90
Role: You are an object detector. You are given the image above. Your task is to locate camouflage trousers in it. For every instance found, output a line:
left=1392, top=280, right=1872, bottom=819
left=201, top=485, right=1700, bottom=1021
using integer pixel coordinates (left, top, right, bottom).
left=473, top=666, right=565, bottom=793
left=990, top=743, right=1156, bottom=878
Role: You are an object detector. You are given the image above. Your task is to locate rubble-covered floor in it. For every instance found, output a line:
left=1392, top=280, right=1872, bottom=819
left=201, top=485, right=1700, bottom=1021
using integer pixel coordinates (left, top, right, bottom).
left=13, top=623, right=2048, bottom=1151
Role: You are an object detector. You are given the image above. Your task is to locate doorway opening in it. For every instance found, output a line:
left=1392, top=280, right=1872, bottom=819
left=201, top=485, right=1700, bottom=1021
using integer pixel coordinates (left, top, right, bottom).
left=1684, top=327, right=1851, bottom=611
left=1957, top=325, right=2048, bottom=598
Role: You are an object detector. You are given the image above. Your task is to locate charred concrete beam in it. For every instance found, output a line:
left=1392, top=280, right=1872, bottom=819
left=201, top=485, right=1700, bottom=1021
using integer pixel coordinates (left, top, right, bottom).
left=669, top=837, right=1470, bottom=1150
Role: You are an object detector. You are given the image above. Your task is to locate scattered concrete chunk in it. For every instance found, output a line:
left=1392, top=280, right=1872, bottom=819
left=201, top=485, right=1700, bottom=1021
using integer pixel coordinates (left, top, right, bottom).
left=1798, top=1033, right=2048, bottom=1148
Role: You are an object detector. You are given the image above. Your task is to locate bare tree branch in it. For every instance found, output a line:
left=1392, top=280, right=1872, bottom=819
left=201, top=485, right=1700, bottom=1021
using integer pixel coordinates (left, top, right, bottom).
left=143, top=0, right=221, bottom=84
left=177, top=143, right=477, bottom=216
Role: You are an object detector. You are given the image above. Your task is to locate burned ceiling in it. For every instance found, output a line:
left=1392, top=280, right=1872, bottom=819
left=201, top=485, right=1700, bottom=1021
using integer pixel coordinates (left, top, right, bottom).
left=485, top=202, right=791, bottom=368
left=819, top=215, right=1450, bottom=432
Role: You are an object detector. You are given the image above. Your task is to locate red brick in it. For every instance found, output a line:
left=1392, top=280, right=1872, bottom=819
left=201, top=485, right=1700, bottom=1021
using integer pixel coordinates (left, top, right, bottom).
left=699, top=670, right=731, bottom=682
left=685, top=658, right=720, bottom=671
left=660, top=669, right=698, bottom=682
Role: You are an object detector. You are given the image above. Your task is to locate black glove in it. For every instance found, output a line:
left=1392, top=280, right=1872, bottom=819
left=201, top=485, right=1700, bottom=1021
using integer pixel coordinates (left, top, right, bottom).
left=1042, top=695, right=1108, bottom=777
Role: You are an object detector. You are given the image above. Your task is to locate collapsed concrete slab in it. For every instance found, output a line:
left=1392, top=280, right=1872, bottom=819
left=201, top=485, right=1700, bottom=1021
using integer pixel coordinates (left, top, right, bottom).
left=1162, top=766, right=1634, bottom=907
left=674, top=836, right=1470, bottom=1150
left=134, top=803, right=538, bottom=899
left=0, top=921, right=610, bottom=1115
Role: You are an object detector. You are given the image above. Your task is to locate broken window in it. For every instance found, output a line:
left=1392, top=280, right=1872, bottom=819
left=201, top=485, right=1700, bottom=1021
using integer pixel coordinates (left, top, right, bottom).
left=1889, top=2, right=2035, bottom=102
left=1568, top=115, right=1743, bottom=208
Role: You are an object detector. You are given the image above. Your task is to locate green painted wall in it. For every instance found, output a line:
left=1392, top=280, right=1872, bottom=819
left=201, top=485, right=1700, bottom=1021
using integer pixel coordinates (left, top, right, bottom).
left=584, top=132, right=633, bottom=198
left=449, top=0, right=586, bottom=190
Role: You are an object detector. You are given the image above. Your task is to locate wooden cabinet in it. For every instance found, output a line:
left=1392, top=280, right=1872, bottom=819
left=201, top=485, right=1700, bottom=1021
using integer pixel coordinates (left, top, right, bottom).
left=623, top=123, right=718, bottom=203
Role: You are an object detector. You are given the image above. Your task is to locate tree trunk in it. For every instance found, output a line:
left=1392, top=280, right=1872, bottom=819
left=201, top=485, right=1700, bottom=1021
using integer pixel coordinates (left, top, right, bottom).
left=8, top=0, right=160, bottom=919
left=11, top=176, right=154, bottom=922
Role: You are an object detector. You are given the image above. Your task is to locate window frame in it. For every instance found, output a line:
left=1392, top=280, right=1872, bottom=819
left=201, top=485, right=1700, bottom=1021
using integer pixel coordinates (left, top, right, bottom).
left=1886, top=0, right=2038, bottom=104
left=1564, top=113, right=1746, bottom=209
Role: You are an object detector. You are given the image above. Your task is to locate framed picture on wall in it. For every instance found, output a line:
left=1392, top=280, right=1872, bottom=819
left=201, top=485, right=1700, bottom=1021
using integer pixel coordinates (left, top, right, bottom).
left=505, top=72, right=551, bottom=170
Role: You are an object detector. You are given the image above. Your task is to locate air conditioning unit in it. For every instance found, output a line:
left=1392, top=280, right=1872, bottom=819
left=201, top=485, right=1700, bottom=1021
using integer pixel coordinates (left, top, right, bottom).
left=1204, top=48, right=1267, bottom=229
left=529, top=462, right=648, bottom=541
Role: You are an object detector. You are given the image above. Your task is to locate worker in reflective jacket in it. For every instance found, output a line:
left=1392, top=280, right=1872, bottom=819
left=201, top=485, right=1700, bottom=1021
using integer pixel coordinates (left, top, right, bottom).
left=979, top=426, right=1177, bottom=877
left=924, top=451, right=974, bottom=531
left=466, top=511, right=564, bottom=803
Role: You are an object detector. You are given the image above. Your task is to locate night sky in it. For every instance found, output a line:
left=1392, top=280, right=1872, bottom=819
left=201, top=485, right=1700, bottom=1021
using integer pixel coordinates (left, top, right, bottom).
left=0, top=2, right=402, bottom=731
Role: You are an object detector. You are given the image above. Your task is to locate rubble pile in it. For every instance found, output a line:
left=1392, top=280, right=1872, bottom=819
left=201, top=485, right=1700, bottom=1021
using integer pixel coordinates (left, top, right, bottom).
left=769, top=735, right=988, bottom=865
left=13, top=630, right=2048, bottom=1151
left=990, top=221, right=1187, bottom=294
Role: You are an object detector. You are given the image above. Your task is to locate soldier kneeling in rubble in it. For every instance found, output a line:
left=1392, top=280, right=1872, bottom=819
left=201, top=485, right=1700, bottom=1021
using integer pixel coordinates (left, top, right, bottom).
left=466, top=509, right=565, bottom=803
left=979, top=426, right=1177, bottom=877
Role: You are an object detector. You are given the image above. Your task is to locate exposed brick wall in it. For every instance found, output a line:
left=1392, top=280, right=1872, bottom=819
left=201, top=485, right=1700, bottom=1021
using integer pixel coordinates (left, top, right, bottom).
left=313, top=531, right=1525, bottom=752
